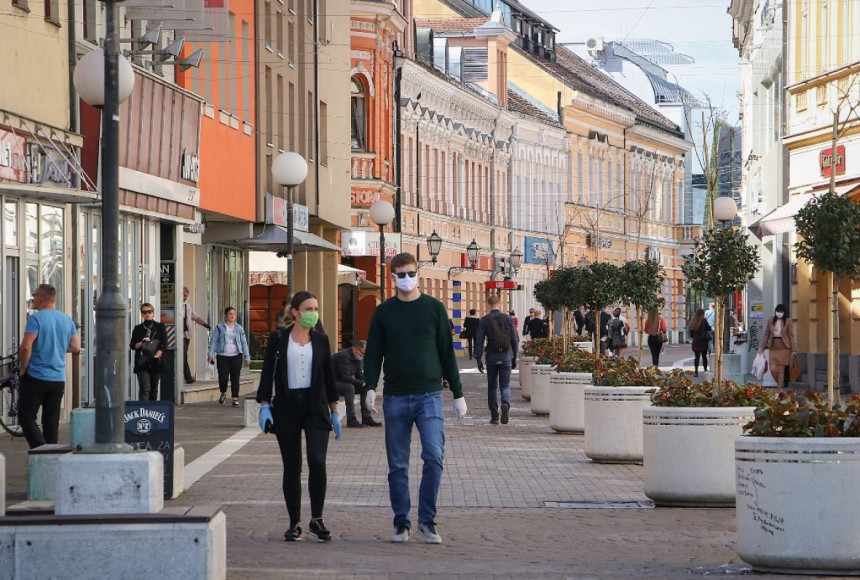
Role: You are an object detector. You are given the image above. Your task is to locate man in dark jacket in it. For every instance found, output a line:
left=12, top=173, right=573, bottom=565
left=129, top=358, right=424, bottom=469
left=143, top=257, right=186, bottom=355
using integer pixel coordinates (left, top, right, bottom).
left=332, top=340, right=380, bottom=427
left=462, top=309, right=481, bottom=359
left=475, top=295, right=519, bottom=425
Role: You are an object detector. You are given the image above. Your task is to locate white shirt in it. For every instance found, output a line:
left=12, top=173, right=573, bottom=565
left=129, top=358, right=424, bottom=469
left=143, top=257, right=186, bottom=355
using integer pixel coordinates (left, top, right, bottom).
left=287, top=335, right=312, bottom=389
left=183, top=301, right=199, bottom=339
left=222, top=324, right=240, bottom=356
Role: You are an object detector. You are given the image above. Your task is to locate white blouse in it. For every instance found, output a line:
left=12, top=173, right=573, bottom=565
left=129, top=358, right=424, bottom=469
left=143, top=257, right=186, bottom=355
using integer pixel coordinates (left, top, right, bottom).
left=222, top=324, right=240, bottom=356
left=287, top=335, right=313, bottom=389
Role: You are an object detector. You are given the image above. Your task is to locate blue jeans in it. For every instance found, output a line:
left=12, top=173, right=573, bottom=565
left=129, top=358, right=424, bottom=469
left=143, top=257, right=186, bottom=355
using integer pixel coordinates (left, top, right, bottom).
left=383, top=391, right=445, bottom=529
left=486, top=360, right=511, bottom=419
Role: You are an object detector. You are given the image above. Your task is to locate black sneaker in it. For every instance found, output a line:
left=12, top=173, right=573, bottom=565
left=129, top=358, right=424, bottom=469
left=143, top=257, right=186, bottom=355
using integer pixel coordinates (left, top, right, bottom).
left=362, top=418, right=383, bottom=427
left=284, top=523, right=303, bottom=542
left=501, top=402, right=510, bottom=425
left=232, top=399, right=240, bottom=407
left=347, top=418, right=363, bottom=428
left=308, top=519, right=332, bottom=542
left=219, top=393, right=226, bottom=405
left=490, top=417, right=500, bottom=425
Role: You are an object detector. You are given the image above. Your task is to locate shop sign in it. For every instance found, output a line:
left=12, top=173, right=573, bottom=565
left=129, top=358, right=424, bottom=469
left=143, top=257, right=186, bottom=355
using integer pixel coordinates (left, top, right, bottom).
left=270, top=195, right=310, bottom=232
left=0, top=129, right=27, bottom=183
left=341, top=230, right=400, bottom=257
left=180, top=150, right=200, bottom=183
left=485, top=280, right=520, bottom=290
left=524, top=236, right=551, bottom=265
left=29, top=144, right=72, bottom=186
left=820, top=145, right=846, bottom=178
left=351, top=189, right=381, bottom=206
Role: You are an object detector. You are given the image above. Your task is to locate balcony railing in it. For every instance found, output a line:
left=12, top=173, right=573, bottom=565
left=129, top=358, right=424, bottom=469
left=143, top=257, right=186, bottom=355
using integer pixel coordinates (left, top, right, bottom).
left=351, top=152, right=375, bottom=180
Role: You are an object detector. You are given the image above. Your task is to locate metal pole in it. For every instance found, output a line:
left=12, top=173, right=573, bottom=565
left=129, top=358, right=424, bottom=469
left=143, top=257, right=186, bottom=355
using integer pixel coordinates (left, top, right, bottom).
left=394, top=63, right=402, bottom=233
left=287, top=185, right=294, bottom=295
left=379, top=226, right=386, bottom=303
left=92, top=0, right=130, bottom=451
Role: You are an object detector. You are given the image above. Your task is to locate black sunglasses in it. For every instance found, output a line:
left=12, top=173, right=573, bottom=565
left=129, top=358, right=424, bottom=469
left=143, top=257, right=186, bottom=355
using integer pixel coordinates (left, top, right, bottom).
left=393, top=271, right=417, bottom=279
left=141, top=309, right=154, bottom=314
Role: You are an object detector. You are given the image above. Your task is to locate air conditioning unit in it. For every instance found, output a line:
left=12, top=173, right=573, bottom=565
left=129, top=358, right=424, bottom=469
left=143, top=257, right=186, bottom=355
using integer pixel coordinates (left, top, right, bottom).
left=586, top=37, right=604, bottom=52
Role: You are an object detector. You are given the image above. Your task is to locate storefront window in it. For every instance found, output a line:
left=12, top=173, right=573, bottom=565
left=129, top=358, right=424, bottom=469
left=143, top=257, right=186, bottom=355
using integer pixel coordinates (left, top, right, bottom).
left=40, top=205, right=64, bottom=311
left=25, top=203, right=38, bottom=254
left=4, top=201, right=17, bottom=248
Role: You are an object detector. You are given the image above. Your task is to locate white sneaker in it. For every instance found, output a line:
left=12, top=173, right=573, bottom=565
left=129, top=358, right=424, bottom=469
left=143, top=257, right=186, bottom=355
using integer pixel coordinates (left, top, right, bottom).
left=417, top=522, right=442, bottom=544
left=391, top=525, right=410, bottom=543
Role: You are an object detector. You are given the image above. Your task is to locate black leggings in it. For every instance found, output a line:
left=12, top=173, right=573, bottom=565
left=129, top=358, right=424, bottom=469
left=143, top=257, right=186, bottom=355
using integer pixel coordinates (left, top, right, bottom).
left=275, top=391, right=330, bottom=524
left=647, top=335, right=662, bottom=366
left=216, top=354, right=243, bottom=397
left=694, top=351, right=708, bottom=372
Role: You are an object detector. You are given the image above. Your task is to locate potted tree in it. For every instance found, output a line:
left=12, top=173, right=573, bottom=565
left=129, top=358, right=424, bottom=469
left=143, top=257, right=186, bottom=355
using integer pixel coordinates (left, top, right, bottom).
left=682, top=224, right=759, bottom=383
left=582, top=263, right=623, bottom=355
left=620, top=259, right=665, bottom=359
left=523, top=337, right=565, bottom=415
left=643, top=372, right=770, bottom=506
left=549, top=350, right=601, bottom=433
left=583, top=358, right=662, bottom=463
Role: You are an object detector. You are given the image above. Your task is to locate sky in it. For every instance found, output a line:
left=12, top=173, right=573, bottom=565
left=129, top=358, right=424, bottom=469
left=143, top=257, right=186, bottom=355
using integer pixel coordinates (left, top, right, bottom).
left=524, top=0, right=742, bottom=121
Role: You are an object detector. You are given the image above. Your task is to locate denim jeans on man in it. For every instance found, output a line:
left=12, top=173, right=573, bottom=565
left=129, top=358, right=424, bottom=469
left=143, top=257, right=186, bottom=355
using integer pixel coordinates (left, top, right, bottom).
left=486, top=360, right=511, bottom=420
left=383, top=391, right=445, bottom=529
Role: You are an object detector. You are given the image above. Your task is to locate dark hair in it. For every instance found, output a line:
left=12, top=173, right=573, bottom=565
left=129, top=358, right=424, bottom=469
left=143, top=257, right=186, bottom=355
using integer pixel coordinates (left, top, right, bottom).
left=690, top=308, right=706, bottom=332
left=509, top=311, right=515, bottom=316
left=290, top=290, right=317, bottom=311
left=390, top=252, right=417, bottom=270
left=469, top=309, right=476, bottom=315
left=35, top=283, right=57, bottom=302
left=224, top=306, right=235, bottom=317
left=140, top=302, right=154, bottom=312
left=772, top=303, right=788, bottom=326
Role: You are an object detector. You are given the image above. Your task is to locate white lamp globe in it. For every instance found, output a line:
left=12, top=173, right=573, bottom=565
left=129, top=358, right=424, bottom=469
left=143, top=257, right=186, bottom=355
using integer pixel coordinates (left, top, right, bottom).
left=272, top=152, right=308, bottom=186
left=369, top=200, right=395, bottom=226
left=73, top=49, right=136, bottom=107
left=713, top=196, right=738, bottom=222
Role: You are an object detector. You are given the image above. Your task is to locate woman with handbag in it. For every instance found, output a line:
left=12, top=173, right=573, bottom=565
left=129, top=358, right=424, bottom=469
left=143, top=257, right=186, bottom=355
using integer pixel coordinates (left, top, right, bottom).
left=688, top=309, right=711, bottom=377
left=207, top=306, right=252, bottom=407
left=758, top=303, right=796, bottom=391
left=130, top=303, right=167, bottom=401
left=643, top=308, right=667, bottom=367
left=256, top=290, right=340, bottom=542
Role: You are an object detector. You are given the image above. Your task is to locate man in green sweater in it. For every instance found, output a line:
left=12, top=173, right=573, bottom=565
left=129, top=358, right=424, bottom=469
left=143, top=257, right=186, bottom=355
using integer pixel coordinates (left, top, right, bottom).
left=363, top=252, right=467, bottom=545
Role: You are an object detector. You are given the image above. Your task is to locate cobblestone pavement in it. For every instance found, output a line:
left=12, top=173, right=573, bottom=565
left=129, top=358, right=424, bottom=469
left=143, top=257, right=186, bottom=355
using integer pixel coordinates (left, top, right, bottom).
left=171, top=349, right=819, bottom=579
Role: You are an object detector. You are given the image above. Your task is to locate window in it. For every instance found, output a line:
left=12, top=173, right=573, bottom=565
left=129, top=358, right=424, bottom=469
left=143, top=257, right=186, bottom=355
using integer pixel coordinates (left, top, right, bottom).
left=320, top=101, right=328, bottom=164
left=83, top=0, right=96, bottom=39
left=242, top=21, right=250, bottom=119
left=350, top=77, right=366, bottom=150
left=264, top=0, right=272, bottom=49
left=12, top=0, right=29, bottom=12
left=289, top=82, right=296, bottom=151
left=44, top=0, right=58, bottom=24
left=307, top=91, right=314, bottom=161
left=276, top=9, right=283, bottom=55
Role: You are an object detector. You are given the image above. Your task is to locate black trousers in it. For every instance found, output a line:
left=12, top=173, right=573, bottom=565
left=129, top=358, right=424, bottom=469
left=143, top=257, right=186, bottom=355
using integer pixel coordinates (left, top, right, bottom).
left=466, top=336, right=475, bottom=359
left=334, top=380, right=370, bottom=421
left=694, top=351, right=709, bottom=372
left=19, top=374, right=64, bottom=449
left=136, top=369, right=160, bottom=401
left=183, top=337, right=193, bottom=382
left=216, top=354, right=243, bottom=397
left=647, top=335, right=662, bottom=367
left=275, top=390, right=330, bottom=524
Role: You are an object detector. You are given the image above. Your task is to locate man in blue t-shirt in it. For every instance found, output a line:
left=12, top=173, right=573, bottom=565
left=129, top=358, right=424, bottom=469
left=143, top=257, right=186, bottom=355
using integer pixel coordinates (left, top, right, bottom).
left=18, top=284, right=80, bottom=448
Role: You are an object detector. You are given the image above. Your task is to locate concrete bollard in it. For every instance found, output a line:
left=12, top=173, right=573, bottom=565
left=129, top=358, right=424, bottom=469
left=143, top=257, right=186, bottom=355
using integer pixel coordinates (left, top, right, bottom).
left=244, top=394, right=261, bottom=428
left=70, top=408, right=96, bottom=449
left=27, top=445, right=73, bottom=501
left=172, top=445, right=185, bottom=499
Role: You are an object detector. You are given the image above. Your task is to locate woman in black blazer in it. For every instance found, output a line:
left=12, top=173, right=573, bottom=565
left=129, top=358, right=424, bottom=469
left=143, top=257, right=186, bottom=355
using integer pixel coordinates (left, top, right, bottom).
left=257, top=290, right=339, bottom=543
left=129, top=303, right=167, bottom=401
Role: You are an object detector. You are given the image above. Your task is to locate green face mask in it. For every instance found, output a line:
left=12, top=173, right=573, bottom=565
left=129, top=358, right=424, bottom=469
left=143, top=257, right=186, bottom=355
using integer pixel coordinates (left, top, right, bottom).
left=299, top=311, right=319, bottom=329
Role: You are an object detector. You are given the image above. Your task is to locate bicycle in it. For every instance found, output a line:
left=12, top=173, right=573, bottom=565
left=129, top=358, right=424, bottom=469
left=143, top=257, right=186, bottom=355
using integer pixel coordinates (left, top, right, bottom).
left=0, top=352, right=24, bottom=437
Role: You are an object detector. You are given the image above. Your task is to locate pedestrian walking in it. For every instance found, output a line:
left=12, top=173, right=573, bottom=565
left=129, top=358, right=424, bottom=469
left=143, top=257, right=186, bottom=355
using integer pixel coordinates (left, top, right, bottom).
left=643, top=308, right=667, bottom=367
left=182, top=286, right=211, bottom=384
left=705, top=302, right=716, bottom=355
left=130, top=303, right=167, bottom=401
left=689, top=308, right=711, bottom=376
left=462, top=309, right=480, bottom=359
left=332, top=340, right=381, bottom=427
left=606, top=308, right=629, bottom=357
left=18, top=284, right=80, bottom=449
left=522, top=307, right=535, bottom=337
left=474, top=294, right=519, bottom=425
left=256, top=290, right=340, bottom=542
left=758, top=304, right=796, bottom=391
left=363, top=253, right=467, bottom=544
left=509, top=311, right=518, bottom=330
left=526, top=309, right=548, bottom=339
left=574, top=306, right=587, bottom=337
left=207, top=306, right=251, bottom=407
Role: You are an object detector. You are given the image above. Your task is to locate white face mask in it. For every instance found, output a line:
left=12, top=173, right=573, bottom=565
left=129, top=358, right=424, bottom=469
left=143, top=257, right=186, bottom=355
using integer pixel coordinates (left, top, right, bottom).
left=394, top=272, right=419, bottom=293
left=775, top=312, right=784, bottom=319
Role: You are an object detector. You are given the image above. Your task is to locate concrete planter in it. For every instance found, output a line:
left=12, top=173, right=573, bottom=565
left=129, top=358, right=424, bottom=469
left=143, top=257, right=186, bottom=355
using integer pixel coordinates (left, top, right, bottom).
left=519, top=356, right=537, bottom=400
left=548, top=372, right=592, bottom=433
left=735, top=437, right=860, bottom=575
left=642, top=406, right=755, bottom=506
left=584, top=386, right=654, bottom=463
left=529, top=364, right=555, bottom=416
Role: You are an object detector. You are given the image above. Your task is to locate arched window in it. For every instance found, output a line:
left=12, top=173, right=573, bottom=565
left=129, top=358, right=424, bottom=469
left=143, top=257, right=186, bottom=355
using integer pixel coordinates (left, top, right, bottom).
left=351, top=77, right=366, bottom=151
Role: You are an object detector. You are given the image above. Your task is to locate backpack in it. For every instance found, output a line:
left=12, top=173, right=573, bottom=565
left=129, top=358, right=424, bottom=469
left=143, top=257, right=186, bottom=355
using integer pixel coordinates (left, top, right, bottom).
left=486, top=314, right=511, bottom=353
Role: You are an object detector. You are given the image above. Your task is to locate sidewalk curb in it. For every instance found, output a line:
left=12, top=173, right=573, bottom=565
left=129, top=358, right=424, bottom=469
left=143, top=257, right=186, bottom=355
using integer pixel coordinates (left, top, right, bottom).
left=184, top=427, right=259, bottom=490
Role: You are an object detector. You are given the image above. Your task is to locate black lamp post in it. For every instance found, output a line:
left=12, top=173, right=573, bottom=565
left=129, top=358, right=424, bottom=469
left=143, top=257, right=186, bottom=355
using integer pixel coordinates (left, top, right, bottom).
left=73, top=5, right=136, bottom=451
left=510, top=248, right=523, bottom=275
left=448, top=239, right=481, bottom=277
left=272, top=152, right=309, bottom=294
left=426, top=231, right=442, bottom=264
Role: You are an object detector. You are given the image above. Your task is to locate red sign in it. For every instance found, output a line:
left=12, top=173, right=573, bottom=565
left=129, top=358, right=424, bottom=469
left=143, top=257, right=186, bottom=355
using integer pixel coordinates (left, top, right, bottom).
left=484, top=281, right=519, bottom=290
left=820, top=145, right=846, bottom=178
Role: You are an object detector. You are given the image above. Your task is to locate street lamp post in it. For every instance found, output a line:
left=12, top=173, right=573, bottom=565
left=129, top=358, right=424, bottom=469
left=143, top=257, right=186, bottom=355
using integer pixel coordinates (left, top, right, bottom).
left=423, top=230, right=443, bottom=265
left=712, top=196, right=739, bottom=384
left=272, top=152, right=309, bottom=294
left=369, top=200, right=395, bottom=302
left=73, top=11, right=136, bottom=450
left=448, top=239, right=481, bottom=277
left=510, top=248, right=523, bottom=275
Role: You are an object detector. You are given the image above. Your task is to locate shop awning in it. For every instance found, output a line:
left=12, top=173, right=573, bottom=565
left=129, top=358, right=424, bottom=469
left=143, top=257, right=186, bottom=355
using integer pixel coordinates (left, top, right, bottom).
left=249, top=254, right=379, bottom=290
left=754, top=183, right=857, bottom=237
left=337, top=264, right=379, bottom=291
left=237, top=225, right=341, bottom=252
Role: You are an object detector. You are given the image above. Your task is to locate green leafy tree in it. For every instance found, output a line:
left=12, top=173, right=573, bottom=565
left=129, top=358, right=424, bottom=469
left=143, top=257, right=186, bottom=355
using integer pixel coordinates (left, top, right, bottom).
left=795, top=193, right=860, bottom=407
left=620, top=259, right=665, bottom=361
left=682, top=227, right=760, bottom=382
left=579, top=262, right=623, bottom=353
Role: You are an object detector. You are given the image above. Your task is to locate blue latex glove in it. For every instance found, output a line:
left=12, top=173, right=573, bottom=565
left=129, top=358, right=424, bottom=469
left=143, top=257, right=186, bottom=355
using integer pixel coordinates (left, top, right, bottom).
left=331, top=412, right=342, bottom=440
left=259, top=403, right=273, bottom=433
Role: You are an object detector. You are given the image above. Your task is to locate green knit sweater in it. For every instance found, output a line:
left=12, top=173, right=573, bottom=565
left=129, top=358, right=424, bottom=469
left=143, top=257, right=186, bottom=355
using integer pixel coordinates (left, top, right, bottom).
left=363, top=293, right=463, bottom=399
